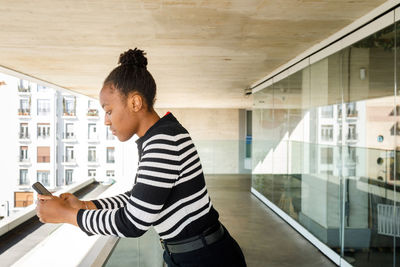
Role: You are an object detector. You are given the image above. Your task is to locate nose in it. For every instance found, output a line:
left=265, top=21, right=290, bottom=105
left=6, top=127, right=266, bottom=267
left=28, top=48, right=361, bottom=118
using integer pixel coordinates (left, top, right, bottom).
left=104, top=113, right=111, bottom=126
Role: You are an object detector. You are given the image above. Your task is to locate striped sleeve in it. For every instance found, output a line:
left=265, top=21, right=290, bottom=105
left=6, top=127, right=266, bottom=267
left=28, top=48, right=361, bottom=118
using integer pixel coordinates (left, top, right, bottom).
left=76, top=134, right=181, bottom=237
left=91, top=191, right=131, bottom=209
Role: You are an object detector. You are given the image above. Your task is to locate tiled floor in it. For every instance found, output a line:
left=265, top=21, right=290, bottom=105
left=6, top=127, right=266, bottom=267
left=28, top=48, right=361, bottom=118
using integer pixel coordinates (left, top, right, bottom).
left=205, top=174, right=336, bottom=267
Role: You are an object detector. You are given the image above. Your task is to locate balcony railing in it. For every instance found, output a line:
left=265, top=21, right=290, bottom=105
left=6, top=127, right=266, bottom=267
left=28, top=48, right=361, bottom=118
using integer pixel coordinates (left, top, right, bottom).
left=18, top=157, right=31, bottom=164
left=63, top=110, right=76, bottom=116
left=347, top=133, right=358, bottom=141
left=62, top=156, right=76, bottom=164
left=87, top=109, right=99, bottom=117
left=62, top=132, right=76, bottom=140
left=346, top=110, right=358, bottom=118
left=18, top=86, right=31, bottom=93
left=19, top=132, right=30, bottom=139
left=18, top=108, right=31, bottom=116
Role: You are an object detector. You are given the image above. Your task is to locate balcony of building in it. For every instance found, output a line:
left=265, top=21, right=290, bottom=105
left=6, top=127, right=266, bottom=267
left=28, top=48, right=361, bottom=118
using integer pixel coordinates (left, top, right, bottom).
left=87, top=109, right=99, bottom=119
left=17, top=108, right=31, bottom=117
left=62, top=156, right=77, bottom=166
left=61, top=132, right=77, bottom=143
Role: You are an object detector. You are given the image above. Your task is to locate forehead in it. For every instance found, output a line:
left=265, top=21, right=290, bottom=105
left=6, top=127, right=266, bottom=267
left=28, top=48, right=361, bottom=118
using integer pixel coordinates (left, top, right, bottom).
left=100, top=85, right=120, bottom=107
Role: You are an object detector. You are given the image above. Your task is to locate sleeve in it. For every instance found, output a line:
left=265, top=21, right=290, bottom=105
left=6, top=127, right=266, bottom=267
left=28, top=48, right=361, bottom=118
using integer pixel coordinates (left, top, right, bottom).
left=76, top=134, right=181, bottom=237
left=90, top=191, right=131, bottom=209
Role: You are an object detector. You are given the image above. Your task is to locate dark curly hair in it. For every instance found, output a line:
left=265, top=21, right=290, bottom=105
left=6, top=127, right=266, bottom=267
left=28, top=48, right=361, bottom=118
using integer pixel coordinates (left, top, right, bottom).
left=104, top=48, right=157, bottom=110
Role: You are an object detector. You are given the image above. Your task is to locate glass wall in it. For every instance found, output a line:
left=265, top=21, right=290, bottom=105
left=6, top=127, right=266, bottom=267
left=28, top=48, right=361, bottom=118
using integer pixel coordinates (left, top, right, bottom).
left=252, top=12, right=400, bottom=267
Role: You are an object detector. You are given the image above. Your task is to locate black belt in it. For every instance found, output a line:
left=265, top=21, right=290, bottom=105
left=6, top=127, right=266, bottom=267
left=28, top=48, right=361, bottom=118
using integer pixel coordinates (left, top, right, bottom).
left=160, top=223, right=225, bottom=254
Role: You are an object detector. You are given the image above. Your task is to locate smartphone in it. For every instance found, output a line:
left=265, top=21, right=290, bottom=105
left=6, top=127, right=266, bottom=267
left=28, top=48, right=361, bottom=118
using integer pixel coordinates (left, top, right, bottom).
left=32, top=182, right=53, bottom=196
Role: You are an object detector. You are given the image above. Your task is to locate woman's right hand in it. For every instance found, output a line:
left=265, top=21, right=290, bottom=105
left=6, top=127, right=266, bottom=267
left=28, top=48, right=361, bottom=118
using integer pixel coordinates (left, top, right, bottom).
left=59, top=193, right=85, bottom=210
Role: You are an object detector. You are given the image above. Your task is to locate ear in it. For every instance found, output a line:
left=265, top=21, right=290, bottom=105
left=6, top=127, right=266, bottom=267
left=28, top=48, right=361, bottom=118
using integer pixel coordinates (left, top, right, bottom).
left=129, top=94, right=143, bottom=112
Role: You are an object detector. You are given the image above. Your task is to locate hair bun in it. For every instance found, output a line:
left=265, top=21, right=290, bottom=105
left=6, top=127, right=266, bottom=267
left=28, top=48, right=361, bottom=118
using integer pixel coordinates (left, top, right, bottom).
left=118, top=48, right=148, bottom=68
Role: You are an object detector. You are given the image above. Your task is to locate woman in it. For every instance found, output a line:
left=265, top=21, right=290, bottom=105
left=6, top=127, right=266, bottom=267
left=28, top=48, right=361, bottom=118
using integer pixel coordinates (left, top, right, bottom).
left=36, top=48, right=247, bottom=267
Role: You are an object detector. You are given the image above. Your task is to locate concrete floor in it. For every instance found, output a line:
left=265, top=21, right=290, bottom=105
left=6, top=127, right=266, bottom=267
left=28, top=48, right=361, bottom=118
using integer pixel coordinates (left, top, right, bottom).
left=205, top=174, right=336, bottom=267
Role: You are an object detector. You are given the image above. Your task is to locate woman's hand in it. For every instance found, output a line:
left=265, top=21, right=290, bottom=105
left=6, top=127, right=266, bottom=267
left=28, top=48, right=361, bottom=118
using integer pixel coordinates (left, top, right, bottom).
left=36, top=194, right=79, bottom=226
left=59, top=193, right=85, bottom=210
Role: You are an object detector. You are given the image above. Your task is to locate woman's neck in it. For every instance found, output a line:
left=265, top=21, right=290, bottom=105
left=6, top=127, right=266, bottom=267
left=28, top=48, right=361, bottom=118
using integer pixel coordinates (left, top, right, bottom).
left=136, top=110, right=160, bottom=138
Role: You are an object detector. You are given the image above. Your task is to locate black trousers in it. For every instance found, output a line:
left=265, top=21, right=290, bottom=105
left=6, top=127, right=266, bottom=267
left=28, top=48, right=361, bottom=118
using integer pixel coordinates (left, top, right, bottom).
left=163, top=225, right=246, bottom=267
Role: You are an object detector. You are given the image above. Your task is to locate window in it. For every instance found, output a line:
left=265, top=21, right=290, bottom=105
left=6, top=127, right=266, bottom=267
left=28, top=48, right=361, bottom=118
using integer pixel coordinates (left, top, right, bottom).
left=65, top=146, right=74, bottom=162
left=18, top=79, right=30, bottom=92
left=88, top=123, right=97, bottom=139
left=37, top=123, right=50, bottom=139
left=106, top=170, right=115, bottom=178
left=88, top=169, right=96, bottom=178
left=63, top=96, right=76, bottom=116
left=346, top=102, right=358, bottom=117
left=337, top=104, right=342, bottom=118
left=65, top=170, right=73, bottom=185
left=347, top=124, right=357, bottom=140
left=88, top=146, right=97, bottom=162
left=106, top=126, right=115, bottom=140
left=20, top=146, right=28, bottom=161
left=37, top=99, right=50, bottom=116
left=37, top=146, right=50, bottom=163
left=19, top=169, right=29, bottom=185
left=19, top=98, right=30, bottom=115
left=65, top=123, right=75, bottom=139
left=321, top=125, right=333, bottom=141
left=107, top=147, right=115, bottom=163
left=320, top=147, right=333, bottom=164
left=321, top=106, right=333, bottom=118
left=19, top=123, right=29, bottom=139
left=37, top=171, right=50, bottom=186
left=87, top=100, right=98, bottom=116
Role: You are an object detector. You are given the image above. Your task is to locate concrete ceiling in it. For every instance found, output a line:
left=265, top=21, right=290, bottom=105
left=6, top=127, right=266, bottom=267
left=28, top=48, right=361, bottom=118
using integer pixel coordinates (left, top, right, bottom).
left=0, top=0, right=387, bottom=108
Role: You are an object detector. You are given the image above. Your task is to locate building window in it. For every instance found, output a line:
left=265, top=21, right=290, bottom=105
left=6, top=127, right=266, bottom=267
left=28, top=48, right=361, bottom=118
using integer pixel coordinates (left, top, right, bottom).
left=37, top=99, right=50, bottom=116
left=246, top=110, right=252, bottom=158
left=107, top=147, right=115, bottom=163
left=321, top=106, right=333, bottom=118
left=65, top=123, right=75, bottom=139
left=19, top=123, right=29, bottom=139
left=65, top=170, right=73, bottom=185
left=19, top=169, right=29, bottom=185
left=106, top=126, right=115, bottom=140
left=18, top=97, right=30, bottom=115
left=63, top=96, right=76, bottom=116
left=87, top=100, right=98, bottom=116
left=320, top=147, right=333, bottom=164
left=88, top=123, right=98, bottom=140
left=18, top=79, right=31, bottom=92
left=37, top=123, right=50, bottom=139
left=337, top=104, right=342, bottom=118
left=346, top=102, right=358, bottom=117
left=65, top=146, right=74, bottom=162
left=88, top=169, right=96, bottom=178
left=321, top=125, right=333, bottom=141
left=37, top=171, right=50, bottom=186
left=347, top=124, right=358, bottom=140
left=88, top=146, right=97, bottom=162
left=37, top=146, right=50, bottom=163
left=20, top=146, right=28, bottom=162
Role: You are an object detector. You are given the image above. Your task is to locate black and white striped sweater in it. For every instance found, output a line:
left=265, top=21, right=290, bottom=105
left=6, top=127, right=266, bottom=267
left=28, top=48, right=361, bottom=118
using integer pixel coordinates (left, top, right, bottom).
left=76, top=113, right=219, bottom=241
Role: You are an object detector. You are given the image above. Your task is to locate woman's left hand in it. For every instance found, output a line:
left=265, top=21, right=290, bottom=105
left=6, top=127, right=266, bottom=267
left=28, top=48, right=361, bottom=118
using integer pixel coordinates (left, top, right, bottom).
left=36, top=195, right=78, bottom=226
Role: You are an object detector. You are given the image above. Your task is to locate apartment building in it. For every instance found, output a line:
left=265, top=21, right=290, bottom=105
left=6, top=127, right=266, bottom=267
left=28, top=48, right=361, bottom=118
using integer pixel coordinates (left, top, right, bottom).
left=6, top=77, right=120, bottom=211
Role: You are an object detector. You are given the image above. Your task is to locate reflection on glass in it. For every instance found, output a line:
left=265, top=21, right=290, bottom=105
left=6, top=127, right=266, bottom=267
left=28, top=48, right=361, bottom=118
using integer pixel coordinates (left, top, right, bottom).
left=252, top=22, right=400, bottom=267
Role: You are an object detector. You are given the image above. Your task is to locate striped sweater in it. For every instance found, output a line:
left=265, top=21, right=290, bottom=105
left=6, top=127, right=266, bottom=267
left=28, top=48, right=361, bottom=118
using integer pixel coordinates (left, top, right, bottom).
left=76, top=113, right=219, bottom=241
